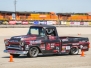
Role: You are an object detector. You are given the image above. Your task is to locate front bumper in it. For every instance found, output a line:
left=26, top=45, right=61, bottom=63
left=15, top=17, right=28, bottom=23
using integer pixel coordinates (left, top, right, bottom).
left=4, top=50, right=28, bottom=54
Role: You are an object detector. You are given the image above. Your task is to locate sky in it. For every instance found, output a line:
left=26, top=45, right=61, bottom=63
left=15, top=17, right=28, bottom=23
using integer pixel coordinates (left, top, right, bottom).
left=0, top=0, right=91, bottom=13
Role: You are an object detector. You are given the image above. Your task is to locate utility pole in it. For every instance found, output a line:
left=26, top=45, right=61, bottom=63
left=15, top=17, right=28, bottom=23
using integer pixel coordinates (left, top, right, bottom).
left=14, top=0, right=16, bottom=20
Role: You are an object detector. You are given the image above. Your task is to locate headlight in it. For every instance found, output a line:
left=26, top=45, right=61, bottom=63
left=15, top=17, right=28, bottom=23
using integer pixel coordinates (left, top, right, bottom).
left=4, top=40, right=9, bottom=45
left=19, top=41, right=25, bottom=46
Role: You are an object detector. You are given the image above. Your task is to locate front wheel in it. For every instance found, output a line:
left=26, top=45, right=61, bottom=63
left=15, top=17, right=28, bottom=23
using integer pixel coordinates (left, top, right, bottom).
left=69, top=47, right=79, bottom=55
left=27, top=47, right=39, bottom=58
left=10, top=54, right=20, bottom=57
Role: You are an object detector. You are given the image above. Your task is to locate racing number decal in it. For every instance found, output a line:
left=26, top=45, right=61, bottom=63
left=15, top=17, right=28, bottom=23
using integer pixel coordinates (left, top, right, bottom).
left=46, top=43, right=51, bottom=50
left=46, top=43, right=55, bottom=50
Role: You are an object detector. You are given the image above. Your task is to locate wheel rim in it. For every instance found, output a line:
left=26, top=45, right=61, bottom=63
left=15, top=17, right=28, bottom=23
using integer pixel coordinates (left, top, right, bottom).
left=71, top=47, right=78, bottom=54
left=30, top=47, right=38, bottom=57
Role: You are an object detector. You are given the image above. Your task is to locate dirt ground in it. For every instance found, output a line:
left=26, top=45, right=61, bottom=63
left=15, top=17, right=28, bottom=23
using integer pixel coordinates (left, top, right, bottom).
left=0, top=27, right=91, bottom=68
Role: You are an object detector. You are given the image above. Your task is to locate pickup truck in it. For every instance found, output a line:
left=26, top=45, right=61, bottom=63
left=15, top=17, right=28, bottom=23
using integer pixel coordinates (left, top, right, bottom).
left=4, top=25, right=90, bottom=57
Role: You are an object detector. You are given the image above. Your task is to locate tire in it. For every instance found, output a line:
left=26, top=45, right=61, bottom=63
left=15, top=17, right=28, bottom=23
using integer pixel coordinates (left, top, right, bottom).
left=10, top=54, right=20, bottom=57
left=27, top=47, right=39, bottom=58
left=69, top=47, right=79, bottom=55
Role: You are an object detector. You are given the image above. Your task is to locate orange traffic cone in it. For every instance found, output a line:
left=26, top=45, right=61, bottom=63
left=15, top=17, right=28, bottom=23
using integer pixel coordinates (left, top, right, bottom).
left=9, top=55, right=13, bottom=62
left=78, top=33, right=81, bottom=35
left=81, top=50, right=85, bottom=57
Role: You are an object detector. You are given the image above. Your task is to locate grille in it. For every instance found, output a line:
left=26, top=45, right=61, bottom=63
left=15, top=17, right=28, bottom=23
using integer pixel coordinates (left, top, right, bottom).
left=7, top=45, right=21, bottom=50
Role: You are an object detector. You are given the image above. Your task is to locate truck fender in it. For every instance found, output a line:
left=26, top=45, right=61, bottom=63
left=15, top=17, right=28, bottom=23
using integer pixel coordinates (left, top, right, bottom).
left=71, top=46, right=78, bottom=48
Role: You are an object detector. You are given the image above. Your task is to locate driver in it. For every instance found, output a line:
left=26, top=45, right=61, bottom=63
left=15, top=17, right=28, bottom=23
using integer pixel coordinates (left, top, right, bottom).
left=46, top=29, right=54, bottom=36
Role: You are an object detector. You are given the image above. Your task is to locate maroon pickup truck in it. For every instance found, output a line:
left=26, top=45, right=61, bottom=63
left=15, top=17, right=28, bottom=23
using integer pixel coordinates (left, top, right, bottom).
left=3, top=25, right=90, bottom=58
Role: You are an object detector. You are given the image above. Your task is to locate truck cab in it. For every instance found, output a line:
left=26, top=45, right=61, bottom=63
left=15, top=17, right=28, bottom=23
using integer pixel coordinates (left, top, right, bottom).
left=4, top=25, right=90, bottom=57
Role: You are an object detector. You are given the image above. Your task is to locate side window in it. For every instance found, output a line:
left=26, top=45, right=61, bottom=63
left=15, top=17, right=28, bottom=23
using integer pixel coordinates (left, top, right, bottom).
left=28, top=27, right=46, bottom=36
left=39, top=28, right=45, bottom=36
left=46, top=28, right=56, bottom=36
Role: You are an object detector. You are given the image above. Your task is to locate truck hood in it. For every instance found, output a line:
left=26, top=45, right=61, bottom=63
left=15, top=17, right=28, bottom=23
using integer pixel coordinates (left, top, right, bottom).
left=10, top=35, right=40, bottom=41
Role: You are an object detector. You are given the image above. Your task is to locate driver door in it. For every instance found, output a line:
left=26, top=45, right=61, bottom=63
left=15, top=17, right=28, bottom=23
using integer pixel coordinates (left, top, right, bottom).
left=44, top=28, right=61, bottom=54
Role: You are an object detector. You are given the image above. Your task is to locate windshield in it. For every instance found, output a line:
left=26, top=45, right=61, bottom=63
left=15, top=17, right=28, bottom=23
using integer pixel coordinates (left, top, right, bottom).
left=27, top=27, right=45, bottom=36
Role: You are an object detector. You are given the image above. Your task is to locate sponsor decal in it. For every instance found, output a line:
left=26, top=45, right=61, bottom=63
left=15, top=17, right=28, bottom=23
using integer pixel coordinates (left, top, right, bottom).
left=40, top=44, right=45, bottom=50
left=56, top=47, right=59, bottom=52
left=50, top=43, right=55, bottom=48
left=9, top=40, right=19, bottom=42
left=25, top=37, right=36, bottom=40
left=8, top=50, right=16, bottom=53
left=13, top=37, right=21, bottom=38
left=70, top=22, right=74, bottom=25
left=55, top=43, right=60, bottom=46
left=80, top=22, right=84, bottom=25
left=46, top=43, right=51, bottom=50
left=61, top=46, right=66, bottom=52
left=81, top=41, right=86, bottom=42
left=66, top=46, right=70, bottom=50
left=72, top=43, right=79, bottom=45
left=30, top=40, right=41, bottom=44
left=53, top=50, right=58, bottom=53
left=62, top=39, right=68, bottom=41
left=49, top=36, right=55, bottom=40
left=25, top=45, right=29, bottom=50
left=82, top=46, right=88, bottom=49
left=29, top=37, right=36, bottom=40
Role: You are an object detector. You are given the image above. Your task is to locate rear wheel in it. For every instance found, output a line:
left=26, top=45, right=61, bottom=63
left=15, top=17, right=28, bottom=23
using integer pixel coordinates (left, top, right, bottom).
left=27, top=47, right=39, bottom=58
left=69, top=47, right=79, bottom=55
left=10, top=54, right=20, bottom=57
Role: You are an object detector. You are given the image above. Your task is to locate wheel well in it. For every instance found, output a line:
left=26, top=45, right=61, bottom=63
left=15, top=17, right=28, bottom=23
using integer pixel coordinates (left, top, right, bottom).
left=70, top=47, right=79, bottom=51
left=69, top=47, right=79, bottom=55
left=30, top=46, right=42, bottom=53
left=71, top=47, right=78, bottom=49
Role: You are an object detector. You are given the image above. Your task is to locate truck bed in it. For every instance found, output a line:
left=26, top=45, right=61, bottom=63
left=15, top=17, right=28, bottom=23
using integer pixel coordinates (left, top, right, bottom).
left=59, top=36, right=89, bottom=43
